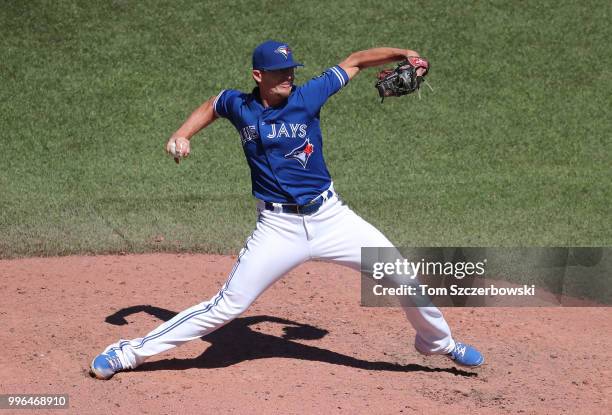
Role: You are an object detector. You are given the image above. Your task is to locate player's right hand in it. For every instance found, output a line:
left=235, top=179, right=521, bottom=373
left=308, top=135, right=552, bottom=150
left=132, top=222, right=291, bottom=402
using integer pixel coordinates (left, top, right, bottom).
left=165, top=137, right=191, bottom=164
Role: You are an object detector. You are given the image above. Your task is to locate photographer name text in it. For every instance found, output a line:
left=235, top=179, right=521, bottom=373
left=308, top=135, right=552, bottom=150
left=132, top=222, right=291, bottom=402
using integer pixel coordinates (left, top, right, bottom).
left=373, top=284, right=536, bottom=297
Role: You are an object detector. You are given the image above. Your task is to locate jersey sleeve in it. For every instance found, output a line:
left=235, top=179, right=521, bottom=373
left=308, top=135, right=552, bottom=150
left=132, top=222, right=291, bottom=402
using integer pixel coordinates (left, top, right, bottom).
left=298, top=65, right=350, bottom=114
left=213, top=89, right=242, bottom=120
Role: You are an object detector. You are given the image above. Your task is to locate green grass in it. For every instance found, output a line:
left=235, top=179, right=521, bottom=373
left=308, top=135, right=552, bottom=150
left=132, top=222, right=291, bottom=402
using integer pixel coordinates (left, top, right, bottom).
left=1, top=0, right=610, bottom=258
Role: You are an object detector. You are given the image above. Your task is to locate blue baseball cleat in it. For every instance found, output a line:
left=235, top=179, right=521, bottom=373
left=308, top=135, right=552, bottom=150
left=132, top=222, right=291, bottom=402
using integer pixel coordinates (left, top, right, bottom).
left=447, top=342, right=484, bottom=367
left=90, top=349, right=126, bottom=380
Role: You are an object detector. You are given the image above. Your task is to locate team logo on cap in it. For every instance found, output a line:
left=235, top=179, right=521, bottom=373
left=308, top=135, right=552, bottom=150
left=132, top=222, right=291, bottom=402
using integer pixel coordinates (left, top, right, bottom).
left=274, top=45, right=291, bottom=59
left=284, top=138, right=314, bottom=168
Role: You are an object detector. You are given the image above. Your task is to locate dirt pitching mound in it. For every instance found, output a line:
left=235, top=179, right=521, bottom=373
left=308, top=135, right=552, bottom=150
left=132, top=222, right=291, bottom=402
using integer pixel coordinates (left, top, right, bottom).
left=1, top=254, right=610, bottom=414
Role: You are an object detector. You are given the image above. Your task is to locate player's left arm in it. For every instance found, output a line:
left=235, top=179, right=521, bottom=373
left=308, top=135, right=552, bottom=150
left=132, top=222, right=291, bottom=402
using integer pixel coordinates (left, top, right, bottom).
left=339, top=47, right=421, bottom=80
left=300, top=48, right=419, bottom=111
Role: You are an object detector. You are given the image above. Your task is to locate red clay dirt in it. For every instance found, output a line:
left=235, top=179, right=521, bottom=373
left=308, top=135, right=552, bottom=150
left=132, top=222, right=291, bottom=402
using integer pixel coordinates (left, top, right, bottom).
left=1, top=254, right=610, bottom=414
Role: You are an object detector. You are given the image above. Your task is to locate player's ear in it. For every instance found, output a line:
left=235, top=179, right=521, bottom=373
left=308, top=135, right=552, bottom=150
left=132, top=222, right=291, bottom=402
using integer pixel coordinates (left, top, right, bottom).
left=252, top=69, right=263, bottom=84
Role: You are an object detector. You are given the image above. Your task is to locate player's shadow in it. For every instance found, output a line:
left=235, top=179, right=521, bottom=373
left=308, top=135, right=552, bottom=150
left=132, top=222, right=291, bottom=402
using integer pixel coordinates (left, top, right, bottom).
left=105, top=305, right=476, bottom=377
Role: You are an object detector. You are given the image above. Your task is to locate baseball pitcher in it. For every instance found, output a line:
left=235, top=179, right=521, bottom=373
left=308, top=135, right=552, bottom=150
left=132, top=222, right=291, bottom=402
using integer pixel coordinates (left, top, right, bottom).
left=90, top=40, right=484, bottom=380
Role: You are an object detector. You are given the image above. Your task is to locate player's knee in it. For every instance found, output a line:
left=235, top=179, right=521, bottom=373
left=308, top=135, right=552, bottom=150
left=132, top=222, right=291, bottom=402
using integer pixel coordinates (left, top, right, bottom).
left=217, top=290, right=254, bottom=318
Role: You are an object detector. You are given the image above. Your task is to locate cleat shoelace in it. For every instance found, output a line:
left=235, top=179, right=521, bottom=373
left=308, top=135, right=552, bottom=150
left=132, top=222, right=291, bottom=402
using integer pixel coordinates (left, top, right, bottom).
left=455, top=344, right=467, bottom=358
left=449, top=343, right=467, bottom=360
left=107, top=354, right=123, bottom=370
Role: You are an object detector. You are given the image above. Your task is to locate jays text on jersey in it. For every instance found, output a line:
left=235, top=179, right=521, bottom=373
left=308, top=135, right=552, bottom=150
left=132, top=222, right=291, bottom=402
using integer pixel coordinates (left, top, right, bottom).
left=213, top=65, right=350, bottom=205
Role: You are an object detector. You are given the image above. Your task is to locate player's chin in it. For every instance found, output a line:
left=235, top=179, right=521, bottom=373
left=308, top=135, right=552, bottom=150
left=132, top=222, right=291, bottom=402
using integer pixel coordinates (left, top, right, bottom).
left=276, top=84, right=292, bottom=97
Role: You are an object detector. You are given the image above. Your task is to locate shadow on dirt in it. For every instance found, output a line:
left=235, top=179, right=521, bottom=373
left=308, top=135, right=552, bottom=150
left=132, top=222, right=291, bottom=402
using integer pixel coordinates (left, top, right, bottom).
left=105, top=305, right=477, bottom=377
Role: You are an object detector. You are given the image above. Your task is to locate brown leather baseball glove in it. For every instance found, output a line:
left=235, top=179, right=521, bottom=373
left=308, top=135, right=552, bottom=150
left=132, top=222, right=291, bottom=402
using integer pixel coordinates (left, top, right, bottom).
left=375, top=56, right=430, bottom=102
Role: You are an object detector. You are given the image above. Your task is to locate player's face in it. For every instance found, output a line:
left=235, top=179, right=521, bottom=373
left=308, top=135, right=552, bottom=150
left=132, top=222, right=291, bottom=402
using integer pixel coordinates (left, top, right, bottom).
left=255, top=67, right=295, bottom=98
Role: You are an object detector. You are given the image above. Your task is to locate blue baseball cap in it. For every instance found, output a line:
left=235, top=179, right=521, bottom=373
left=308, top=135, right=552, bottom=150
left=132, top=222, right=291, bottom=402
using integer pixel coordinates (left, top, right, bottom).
left=252, top=40, right=304, bottom=71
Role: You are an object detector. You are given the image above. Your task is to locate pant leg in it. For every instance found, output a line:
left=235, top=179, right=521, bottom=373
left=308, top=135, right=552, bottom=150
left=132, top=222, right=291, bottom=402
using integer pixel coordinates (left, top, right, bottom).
left=109, top=210, right=310, bottom=369
left=308, top=197, right=455, bottom=355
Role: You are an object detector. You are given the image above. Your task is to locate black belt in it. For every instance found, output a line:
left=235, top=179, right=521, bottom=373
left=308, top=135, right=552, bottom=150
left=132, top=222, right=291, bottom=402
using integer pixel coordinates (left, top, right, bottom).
left=264, top=190, right=334, bottom=215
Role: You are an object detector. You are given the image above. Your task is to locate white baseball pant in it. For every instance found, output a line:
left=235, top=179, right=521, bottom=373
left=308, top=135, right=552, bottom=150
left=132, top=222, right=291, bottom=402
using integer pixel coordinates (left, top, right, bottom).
left=107, top=192, right=455, bottom=369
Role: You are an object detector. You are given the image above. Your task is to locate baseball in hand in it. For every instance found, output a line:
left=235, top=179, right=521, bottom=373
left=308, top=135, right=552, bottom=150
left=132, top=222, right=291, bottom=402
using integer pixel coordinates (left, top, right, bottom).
left=167, top=137, right=189, bottom=163
left=169, top=141, right=181, bottom=158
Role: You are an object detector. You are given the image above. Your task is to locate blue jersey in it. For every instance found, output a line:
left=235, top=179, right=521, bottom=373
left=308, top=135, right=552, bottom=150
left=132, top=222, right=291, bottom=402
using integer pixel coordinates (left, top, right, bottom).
left=213, top=65, right=350, bottom=205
